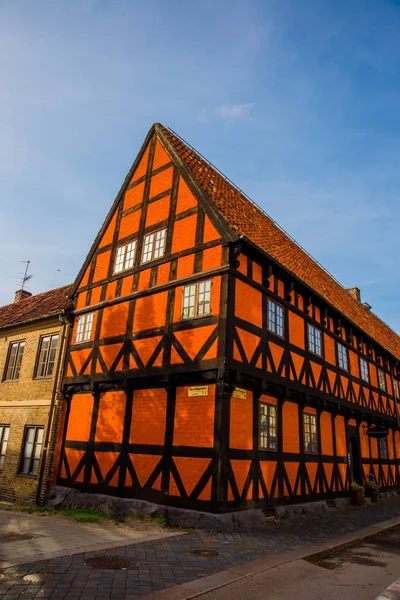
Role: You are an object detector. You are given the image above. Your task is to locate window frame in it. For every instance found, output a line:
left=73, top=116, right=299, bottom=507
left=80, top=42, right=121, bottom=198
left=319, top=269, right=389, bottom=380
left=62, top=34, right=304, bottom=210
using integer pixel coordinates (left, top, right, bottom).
left=141, top=228, right=167, bottom=264
left=303, top=412, right=318, bottom=454
left=74, top=313, right=94, bottom=344
left=267, top=299, right=284, bottom=338
left=3, top=340, right=25, bottom=382
left=377, top=368, right=386, bottom=392
left=34, top=334, right=59, bottom=379
left=359, top=357, right=370, bottom=383
left=0, top=425, right=10, bottom=471
left=18, top=426, right=44, bottom=478
left=378, top=436, right=388, bottom=460
left=393, top=378, right=400, bottom=399
left=259, top=403, right=278, bottom=451
left=113, top=240, right=137, bottom=274
left=181, top=279, right=212, bottom=320
left=337, top=341, right=349, bottom=372
left=307, top=324, right=323, bottom=357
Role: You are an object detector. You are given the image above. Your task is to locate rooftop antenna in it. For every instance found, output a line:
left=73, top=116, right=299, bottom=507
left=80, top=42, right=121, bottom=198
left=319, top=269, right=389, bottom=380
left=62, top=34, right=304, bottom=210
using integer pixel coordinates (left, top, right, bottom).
left=17, top=260, right=33, bottom=292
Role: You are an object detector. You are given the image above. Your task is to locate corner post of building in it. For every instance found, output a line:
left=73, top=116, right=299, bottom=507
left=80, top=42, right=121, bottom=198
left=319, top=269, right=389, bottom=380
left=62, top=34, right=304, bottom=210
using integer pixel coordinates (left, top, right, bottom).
left=214, top=373, right=235, bottom=511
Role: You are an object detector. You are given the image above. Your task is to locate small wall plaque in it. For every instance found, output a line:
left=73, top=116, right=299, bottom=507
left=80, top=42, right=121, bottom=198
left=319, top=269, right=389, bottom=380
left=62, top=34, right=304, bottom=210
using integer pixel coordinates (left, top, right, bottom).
left=188, top=386, right=209, bottom=397
left=232, top=387, right=247, bottom=399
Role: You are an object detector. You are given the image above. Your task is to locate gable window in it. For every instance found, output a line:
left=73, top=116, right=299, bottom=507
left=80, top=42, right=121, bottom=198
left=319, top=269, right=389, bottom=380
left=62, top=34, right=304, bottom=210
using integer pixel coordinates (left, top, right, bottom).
left=337, top=342, right=348, bottom=371
left=379, top=437, right=388, bottom=460
left=35, top=334, right=59, bottom=378
left=75, top=313, right=94, bottom=344
left=259, top=403, right=277, bottom=450
left=4, top=341, right=25, bottom=381
left=0, top=426, right=10, bottom=471
left=303, top=413, right=318, bottom=453
left=359, top=357, right=369, bottom=383
left=114, top=241, right=136, bottom=273
left=267, top=300, right=284, bottom=338
left=378, top=369, right=386, bottom=392
left=19, top=426, right=44, bottom=477
left=142, top=228, right=167, bottom=263
left=181, top=279, right=212, bottom=319
left=307, top=324, right=322, bottom=357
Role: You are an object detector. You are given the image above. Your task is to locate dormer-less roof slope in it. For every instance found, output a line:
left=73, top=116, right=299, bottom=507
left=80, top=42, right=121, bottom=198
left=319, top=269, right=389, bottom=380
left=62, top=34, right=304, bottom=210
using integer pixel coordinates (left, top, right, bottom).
left=0, top=285, right=72, bottom=330
left=157, top=124, right=400, bottom=361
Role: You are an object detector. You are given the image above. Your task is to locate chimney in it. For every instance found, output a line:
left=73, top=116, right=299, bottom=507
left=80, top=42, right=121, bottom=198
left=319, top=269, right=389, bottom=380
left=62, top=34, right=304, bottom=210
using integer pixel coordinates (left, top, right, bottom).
left=347, top=287, right=361, bottom=303
left=14, top=289, right=32, bottom=303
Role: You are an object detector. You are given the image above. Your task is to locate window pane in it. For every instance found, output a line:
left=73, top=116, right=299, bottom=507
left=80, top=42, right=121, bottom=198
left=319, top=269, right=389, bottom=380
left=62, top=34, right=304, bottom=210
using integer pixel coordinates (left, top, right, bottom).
left=181, top=284, right=196, bottom=319
left=153, top=229, right=166, bottom=259
left=196, top=280, right=211, bottom=316
left=142, top=233, right=155, bottom=263
left=31, top=459, right=39, bottom=476
left=21, top=457, right=31, bottom=474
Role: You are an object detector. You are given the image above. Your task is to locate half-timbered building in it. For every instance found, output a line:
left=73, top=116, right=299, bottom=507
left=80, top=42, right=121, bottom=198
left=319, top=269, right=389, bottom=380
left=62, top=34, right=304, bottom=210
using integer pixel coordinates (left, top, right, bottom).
left=57, top=123, right=400, bottom=512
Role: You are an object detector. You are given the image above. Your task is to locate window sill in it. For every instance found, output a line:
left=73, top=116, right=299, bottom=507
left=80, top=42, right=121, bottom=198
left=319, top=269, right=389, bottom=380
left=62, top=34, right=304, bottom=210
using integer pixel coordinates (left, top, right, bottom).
left=2, top=379, right=19, bottom=384
left=33, top=376, right=53, bottom=381
left=17, top=473, right=38, bottom=480
left=181, top=313, right=212, bottom=322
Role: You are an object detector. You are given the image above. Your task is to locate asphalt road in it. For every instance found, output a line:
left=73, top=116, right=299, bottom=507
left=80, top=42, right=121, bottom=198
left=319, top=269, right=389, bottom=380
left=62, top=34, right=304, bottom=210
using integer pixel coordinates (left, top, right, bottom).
left=196, top=528, right=400, bottom=600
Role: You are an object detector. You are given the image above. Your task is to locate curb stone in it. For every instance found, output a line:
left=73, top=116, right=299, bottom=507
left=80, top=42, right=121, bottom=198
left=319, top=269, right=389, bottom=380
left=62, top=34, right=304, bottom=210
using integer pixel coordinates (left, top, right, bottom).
left=140, top=517, right=400, bottom=600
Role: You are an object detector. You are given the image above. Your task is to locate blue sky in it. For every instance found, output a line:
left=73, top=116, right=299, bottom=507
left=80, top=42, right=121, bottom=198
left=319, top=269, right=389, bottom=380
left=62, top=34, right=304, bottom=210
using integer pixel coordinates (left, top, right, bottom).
left=1, top=0, right=400, bottom=331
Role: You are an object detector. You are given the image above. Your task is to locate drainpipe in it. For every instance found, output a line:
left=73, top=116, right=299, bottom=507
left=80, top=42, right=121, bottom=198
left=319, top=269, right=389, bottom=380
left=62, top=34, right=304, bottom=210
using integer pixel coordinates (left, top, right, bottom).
left=36, top=314, right=69, bottom=505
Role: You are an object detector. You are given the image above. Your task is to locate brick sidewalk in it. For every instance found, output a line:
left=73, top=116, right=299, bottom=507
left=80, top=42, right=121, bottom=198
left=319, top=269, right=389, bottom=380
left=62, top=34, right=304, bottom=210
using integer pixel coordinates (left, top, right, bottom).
left=0, top=497, right=399, bottom=599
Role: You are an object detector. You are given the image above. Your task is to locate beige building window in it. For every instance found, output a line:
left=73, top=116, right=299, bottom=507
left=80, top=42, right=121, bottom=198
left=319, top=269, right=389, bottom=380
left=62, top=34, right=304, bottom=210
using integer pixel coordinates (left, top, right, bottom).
left=35, top=334, right=59, bottom=378
left=4, top=341, right=25, bottom=381
left=19, top=426, right=44, bottom=477
left=0, top=425, right=10, bottom=471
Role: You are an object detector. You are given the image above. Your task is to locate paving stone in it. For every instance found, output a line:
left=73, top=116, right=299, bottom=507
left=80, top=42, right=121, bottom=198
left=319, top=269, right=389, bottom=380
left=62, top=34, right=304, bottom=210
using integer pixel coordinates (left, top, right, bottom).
left=0, top=496, right=399, bottom=599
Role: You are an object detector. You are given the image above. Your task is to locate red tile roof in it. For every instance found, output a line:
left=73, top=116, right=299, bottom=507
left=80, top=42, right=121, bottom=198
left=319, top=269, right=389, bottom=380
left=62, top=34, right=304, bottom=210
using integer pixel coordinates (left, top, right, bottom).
left=0, top=285, right=72, bottom=330
left=158, top=124, right=400, bottom=360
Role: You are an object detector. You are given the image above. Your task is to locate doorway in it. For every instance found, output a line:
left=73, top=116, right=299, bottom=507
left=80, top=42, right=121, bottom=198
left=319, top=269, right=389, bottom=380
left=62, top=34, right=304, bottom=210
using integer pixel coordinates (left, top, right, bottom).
left=347, top=425, right=362, bottom=485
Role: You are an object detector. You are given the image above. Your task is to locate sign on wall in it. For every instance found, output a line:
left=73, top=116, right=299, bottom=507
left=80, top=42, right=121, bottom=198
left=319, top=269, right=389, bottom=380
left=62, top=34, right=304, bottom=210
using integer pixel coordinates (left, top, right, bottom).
left=188, top=386, right=209, bottom=397
left=232, top=388, right=247, bottom=399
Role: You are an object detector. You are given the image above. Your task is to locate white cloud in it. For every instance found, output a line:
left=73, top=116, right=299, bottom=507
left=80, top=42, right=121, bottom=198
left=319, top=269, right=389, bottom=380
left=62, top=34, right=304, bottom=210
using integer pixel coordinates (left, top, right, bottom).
left=199, top=103, right=255, bottom=122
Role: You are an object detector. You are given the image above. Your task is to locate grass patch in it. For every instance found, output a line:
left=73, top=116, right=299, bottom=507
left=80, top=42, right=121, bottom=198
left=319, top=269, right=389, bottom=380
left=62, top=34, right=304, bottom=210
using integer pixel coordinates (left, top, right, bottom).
left=123, top=513, right=167, bottom=526
left=59, top=509, right=105, bottom=523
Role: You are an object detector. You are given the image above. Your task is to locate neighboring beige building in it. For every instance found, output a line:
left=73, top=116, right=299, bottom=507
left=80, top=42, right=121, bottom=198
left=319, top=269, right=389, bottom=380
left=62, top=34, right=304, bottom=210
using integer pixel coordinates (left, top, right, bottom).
left=0, top=286, right=71, bottom=504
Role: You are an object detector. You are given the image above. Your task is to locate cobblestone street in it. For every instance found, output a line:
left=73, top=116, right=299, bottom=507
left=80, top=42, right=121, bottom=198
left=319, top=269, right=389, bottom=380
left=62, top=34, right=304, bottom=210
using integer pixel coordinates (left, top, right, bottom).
left=0, top=497, right=399, bottom=599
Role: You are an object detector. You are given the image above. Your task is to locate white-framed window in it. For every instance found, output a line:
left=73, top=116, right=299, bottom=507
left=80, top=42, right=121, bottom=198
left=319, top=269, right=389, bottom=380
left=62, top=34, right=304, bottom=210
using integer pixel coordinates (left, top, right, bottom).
left=4, top=341, right=25, bottom=381
left=114, top=241, right=136, bottom=273
left=0, top=425, right=10, bottom=471
left=19, top=426, right=44, bottom=477
left=35, top=334, right=59, bottom=378
left=303, top=413, right=318, bottom=453
left=142, top=228, right=167, bottom=263
left=308, top=324, right=322, bottom=357
left=359, top=357, right=369, bottom=383
left=337, top=342, right=348, bottom=371
left=378, top=369, right=386, bottom=392
left=75, top=313, right=94, bottom=343
left=267, top=300, right=284, bottom=338
left=181, top=279, right=212, bottom=319
left=259, top=404, right=277, bottom=450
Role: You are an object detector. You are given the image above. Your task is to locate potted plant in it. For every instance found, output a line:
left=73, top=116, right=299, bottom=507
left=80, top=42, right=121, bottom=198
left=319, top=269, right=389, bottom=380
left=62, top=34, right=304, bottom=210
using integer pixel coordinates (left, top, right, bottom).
left=350, top=479, right=365, bottom=506
left=367, top=474, right=380, bottom=503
